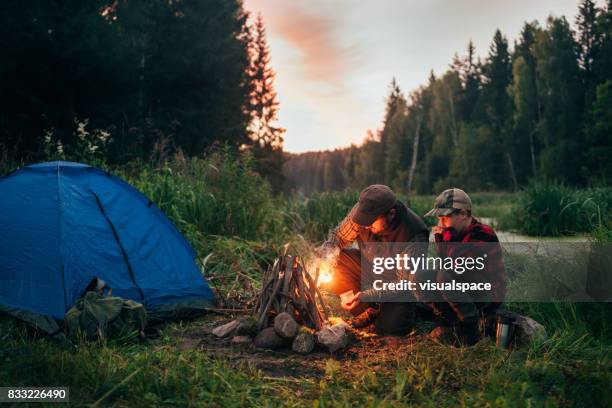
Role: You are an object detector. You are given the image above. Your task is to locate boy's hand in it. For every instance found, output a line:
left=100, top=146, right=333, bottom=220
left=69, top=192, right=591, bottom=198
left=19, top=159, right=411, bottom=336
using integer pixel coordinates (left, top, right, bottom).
left=432, top=225, right=445, bottom=235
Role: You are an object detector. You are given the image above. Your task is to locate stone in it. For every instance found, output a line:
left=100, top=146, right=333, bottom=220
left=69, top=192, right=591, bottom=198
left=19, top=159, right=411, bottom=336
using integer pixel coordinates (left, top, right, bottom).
left=212, top=319, right=241, bottom=338
left=254, top=327, right=289, bottom=349
left=235, top=316, right=259, bottom=336
left=513, top=315, right=547, bottom=345
left=316, top=322, right=351, bottom=353
left=231, top=335, right=252, bottom=345
left=292, top=330, right=315, bottom=354
left=274, top=312, right=299, bottom=339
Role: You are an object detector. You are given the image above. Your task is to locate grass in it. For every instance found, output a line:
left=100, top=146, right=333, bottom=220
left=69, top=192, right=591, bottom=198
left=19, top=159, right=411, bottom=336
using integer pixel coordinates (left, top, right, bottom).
left=500, top=182, right=612, bottom=236
left=1, top=154, right=611, bottom=406
left=282, top=191, right=515, bottom=238
left=0, top=319, right=301, bottom=407
left=1, top=303, right=610, bottom=407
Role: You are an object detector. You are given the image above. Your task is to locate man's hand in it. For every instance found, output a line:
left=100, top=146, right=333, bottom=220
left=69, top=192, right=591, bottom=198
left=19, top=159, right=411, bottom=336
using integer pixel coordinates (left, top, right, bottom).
left=341, top=291, right=363, bottom=311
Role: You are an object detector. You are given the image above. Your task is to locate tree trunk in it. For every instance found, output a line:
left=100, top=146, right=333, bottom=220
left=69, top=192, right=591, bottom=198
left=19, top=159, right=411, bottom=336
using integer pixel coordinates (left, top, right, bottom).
left=407, top=114, right=422, bottom=195
left=506, top=152, right=518, bottom=192
left=447, top=87, right=458, bottom=146
left=529, top=127, right=537, bottom=177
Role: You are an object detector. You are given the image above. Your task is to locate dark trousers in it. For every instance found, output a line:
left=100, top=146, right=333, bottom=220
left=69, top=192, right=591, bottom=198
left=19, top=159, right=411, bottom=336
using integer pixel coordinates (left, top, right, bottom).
left=426, top=268, right=501, bottom=326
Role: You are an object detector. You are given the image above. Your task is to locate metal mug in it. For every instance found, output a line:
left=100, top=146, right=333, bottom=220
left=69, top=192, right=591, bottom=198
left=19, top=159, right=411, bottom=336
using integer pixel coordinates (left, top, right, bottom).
left=496, top=313, right=515, bottom=349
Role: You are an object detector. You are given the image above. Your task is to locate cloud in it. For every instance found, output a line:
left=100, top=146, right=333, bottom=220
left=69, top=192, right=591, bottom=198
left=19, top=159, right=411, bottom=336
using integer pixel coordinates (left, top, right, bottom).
left=244, top=0, right=361, bottom=91
left=243, top=0, right=374, bottom=152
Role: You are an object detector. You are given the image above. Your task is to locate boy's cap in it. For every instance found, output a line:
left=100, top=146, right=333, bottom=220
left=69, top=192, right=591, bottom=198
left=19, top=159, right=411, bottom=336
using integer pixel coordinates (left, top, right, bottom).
left=352, top=184, right=397, bottom=226
left=424, top=188, right=472, bottom=217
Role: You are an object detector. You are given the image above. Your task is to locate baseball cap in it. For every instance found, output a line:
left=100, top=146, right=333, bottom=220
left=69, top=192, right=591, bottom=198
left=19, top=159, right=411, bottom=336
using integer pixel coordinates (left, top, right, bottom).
left=352, top=184, right=397, bottom=226
left=424, top=188, right=472, bottom=217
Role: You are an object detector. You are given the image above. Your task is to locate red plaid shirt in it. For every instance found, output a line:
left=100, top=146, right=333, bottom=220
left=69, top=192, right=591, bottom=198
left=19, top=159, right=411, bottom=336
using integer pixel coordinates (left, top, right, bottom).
left=434, top=218, right=506, bottom=301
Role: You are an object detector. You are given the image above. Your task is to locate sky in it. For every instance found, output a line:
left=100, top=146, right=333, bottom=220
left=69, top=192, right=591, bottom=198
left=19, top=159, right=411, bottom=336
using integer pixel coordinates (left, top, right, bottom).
left=243, top=1, right=599, bottom=153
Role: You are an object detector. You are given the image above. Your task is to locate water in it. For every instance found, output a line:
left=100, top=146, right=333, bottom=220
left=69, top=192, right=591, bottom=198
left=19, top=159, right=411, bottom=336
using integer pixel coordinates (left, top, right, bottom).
left=479, top=217, right=589, bottom=243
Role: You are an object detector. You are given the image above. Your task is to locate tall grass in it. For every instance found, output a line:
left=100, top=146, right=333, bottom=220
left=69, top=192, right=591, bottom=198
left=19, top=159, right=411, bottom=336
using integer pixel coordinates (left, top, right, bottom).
left=282, top=190, right=359, bottom=243
left=125, top=151, right=282, bottom=242
left=502, top=181, right=612, bottom=236
left=281, top=190, right=516, bottom=238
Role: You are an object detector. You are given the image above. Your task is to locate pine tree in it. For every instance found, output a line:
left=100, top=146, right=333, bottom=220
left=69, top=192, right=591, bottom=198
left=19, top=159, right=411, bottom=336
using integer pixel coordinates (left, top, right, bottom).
left=585, top=80, right=612, bottom=181
left=515, top=21, right=539, bottom=68
left=450, top=41, right=482, bottom=122
left=379, top=78, right=405, bottom=184
left=576, top=0, right=601, bottom=103
left=481, top=29, right=514, bottom=188
left=593, top=0, right=612, bottom=87
left=534, top=16, right=584, bottom=183
left=511, top=22, right=542, bottom=181
left=249, top=13, right=284, bottom=148
left=510, top=55, right=539, bottom=179
left=248, top=13, right=286, bottom=192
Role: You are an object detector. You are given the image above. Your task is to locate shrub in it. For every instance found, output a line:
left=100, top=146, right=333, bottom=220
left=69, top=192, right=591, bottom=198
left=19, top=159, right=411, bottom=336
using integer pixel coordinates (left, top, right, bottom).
left=503, top=181, right=612, bottom=236
left=125, top=150, right=281, bottom=243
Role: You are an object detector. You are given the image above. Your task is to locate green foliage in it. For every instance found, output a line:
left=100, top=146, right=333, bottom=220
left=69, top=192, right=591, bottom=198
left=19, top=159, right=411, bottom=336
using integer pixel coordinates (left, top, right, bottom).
left=0, top=0, right=253, bottom=163
left=585, top=80, right=612, bottom=182
left=41, top=119, right=111, bottom=167
left=503, top=181, right=612, bottom=236
left=126, top=150, right=281, bottom=242
left=0, top=318, right=299, bottom=406
left=592, top=222, right=612, bottom=242
left=283, top=190, right=359, bottom=243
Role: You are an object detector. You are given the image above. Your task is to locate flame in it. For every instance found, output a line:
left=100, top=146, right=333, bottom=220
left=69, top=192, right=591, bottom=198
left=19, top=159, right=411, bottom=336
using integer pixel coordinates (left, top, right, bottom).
left=317, top=260, right=333, bottom=286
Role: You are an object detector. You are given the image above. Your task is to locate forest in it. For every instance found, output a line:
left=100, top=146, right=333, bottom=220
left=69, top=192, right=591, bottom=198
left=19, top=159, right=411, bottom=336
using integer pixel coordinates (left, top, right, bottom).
left=0, top=0, right=285, bottom=190
left=285, top=1, right=612, bottom=195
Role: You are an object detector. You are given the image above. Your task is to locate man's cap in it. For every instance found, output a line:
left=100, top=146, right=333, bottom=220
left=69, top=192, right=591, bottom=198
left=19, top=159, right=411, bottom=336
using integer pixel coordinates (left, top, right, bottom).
left=424, top=188, right=472, bottom=217
left=352, top=184, right=397, bottom=226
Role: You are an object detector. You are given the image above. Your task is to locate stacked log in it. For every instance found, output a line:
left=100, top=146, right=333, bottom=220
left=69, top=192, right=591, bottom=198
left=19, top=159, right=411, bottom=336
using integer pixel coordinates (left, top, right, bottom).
left=252, top=252, right=329, bottom=332
left=212, top=248, right=351, bottom=353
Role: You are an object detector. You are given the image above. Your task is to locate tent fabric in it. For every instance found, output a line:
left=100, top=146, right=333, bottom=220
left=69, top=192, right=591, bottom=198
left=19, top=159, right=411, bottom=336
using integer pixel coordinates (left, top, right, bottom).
left=0, top=161, right=215, bottom=325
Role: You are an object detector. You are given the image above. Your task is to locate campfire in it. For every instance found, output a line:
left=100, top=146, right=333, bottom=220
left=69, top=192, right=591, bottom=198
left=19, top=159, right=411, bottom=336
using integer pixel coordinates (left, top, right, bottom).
left=253, top=248, right=329, bottom=331
left=212, top=246, right=352, bottom=354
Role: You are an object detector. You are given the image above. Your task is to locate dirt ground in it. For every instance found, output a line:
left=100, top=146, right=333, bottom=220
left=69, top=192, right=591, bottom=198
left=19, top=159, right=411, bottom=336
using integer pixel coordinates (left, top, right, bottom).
left=166, top=311, right=428, bottom=381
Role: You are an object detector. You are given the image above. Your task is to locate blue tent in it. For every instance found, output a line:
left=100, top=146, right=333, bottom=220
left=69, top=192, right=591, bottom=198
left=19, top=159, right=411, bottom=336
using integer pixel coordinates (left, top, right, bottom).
left=0, top=161, right=215, bottom=330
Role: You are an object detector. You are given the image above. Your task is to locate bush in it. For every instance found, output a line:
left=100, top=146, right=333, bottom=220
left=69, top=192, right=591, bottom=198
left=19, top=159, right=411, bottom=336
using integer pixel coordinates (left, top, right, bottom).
left=282, top=189, right=440, bottom=242
left=503, top=181, right=612, bottom=236
left=125, top=150, right=281, bottom=243
left=282, top=190, right=359, bottom=243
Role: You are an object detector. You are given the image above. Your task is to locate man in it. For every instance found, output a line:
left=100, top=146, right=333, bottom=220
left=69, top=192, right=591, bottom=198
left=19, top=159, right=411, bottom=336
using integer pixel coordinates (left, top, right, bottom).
left=422, top=188, right=506, bottom=345
left=317, top=184, right=429, bottom=335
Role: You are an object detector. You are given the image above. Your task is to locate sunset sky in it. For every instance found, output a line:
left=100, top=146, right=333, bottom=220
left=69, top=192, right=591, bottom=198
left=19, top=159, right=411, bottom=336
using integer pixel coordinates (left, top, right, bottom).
left=243, top=1, right=594, bottom=153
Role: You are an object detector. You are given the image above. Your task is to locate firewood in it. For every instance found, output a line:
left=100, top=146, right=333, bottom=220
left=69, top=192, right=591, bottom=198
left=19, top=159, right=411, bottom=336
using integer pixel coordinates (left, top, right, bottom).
left=254, top=249, right=329, bottom=333
left=301, top=258, right=330, bottom=322
left=257, top=264, right=284, bottom=330
left=280, top=255, right=294, bottom=311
